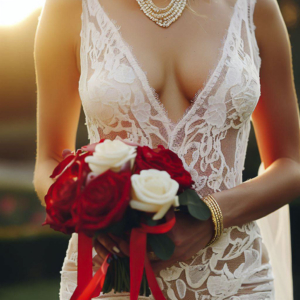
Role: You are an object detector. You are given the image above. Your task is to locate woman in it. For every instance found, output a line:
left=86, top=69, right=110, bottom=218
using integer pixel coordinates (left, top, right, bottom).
left=33, top=0, right=300, bottom=299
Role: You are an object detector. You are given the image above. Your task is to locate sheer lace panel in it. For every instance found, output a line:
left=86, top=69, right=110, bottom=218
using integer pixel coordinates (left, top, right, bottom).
left=60, top=0, right=275, bottom=299
left=78, top=0, right=261, bottom=198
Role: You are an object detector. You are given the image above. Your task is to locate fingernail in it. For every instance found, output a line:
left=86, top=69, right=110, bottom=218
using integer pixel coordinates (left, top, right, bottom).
left=113, top=246, right=120, bottom=253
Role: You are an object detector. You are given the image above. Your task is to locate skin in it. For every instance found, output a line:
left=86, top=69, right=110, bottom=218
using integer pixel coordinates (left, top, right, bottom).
left=34, top=0, right=300, bottom=276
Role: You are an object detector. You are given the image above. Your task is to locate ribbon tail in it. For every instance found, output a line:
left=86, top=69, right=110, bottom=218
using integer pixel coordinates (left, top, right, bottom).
left=77, top=253, right=112, bottom=300
left=144, top=255, right=166, bottom=300
left=70, top=232, right=93, bottom=300
left=130, top=228, right=147, bottom=300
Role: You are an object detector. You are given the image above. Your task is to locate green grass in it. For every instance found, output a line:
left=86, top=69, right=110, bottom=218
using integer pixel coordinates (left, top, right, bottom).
left=0, top=278, right=60, bottom=300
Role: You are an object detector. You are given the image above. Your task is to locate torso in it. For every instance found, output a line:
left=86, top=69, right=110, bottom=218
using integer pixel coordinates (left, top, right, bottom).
left=60, top=2, right=277, bottom=297
left=72, top=0, right=253, bottom=124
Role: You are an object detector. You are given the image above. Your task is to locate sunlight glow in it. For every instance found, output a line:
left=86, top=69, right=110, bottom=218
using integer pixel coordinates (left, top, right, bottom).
left=0, top=0, right=45, bottom=26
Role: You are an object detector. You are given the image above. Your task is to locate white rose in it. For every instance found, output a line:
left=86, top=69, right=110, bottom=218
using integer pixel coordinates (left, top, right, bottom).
left=84, top=139, right=137, bottom=175
left=130, top=169, right=180, bottom=220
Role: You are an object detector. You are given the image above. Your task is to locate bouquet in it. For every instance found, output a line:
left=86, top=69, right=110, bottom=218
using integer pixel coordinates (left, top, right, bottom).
left=42, top=138, right=211, bottom=300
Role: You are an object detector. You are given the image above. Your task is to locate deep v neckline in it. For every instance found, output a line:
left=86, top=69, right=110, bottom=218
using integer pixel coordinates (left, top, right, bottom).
left=94, top=0, right=241, bottom=136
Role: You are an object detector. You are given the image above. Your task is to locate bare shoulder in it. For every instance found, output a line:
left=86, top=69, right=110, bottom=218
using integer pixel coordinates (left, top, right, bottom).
left=250, top=0, right=300, bottom=167
left=36, top=0, right=82, bottom=53
left=253, top=0, right=287, bottom=53
left=251, top=0, right=293, bottom=89
left=41, top=0, right=82, bottom=23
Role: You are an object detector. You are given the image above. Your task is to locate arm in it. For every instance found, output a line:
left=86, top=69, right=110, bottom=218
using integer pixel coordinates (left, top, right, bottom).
left=213, top=0, right=300, bottom=229
left=33, top=0, right=131, bottom=265
left=33, top=0, right=82, bottom=206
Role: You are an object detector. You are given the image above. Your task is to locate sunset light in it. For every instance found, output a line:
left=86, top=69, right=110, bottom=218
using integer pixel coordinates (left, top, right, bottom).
left=0, top=0, right=45, bottom=26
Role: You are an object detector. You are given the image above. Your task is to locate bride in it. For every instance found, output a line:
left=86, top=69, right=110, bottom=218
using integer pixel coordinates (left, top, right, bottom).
left=33, top=0, right=300, bottom=299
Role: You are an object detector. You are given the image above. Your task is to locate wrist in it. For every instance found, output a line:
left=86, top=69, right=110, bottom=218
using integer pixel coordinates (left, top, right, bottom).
left=205, top=215, right=215, bottom=243
left=210, top=192, right=233, bottom=229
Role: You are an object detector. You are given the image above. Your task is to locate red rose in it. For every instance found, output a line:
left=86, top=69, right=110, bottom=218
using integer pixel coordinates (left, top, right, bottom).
left=50, top=148, right=92, bottom=180
left=43, top=149, right=91, bottom=234
left=49, top=151, right=75, bottom=179
left=134, top=145, right=194, bottom=193
left=73, top=169, right=132, bottom=237
left=43, top=167, right=78, bottom=234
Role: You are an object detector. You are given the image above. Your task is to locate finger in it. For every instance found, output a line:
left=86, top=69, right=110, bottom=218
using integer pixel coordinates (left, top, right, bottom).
left=93, top=238, right=111, bottom=260
left=117, top=239, right=130, bottom=256
left=108, top=233, right=123, bottom=244
left=97, top=233, right=124, bottom=256
left=93, top=264, right=100, bottom=273
left=108, top=233, right=130, bottom=256
left=92, top=254, right=104, bottom=267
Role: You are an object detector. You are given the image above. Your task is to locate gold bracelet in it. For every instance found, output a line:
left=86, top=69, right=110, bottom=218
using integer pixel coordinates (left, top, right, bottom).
left=203, top=201, right=220, bottom=246
left=206, top=194, right=223, bottom=243
left=206, top=194, right=223, bottom=234
left=202, top=194, right=224, bottom=247
left=205, top=194, right=223, bottom=246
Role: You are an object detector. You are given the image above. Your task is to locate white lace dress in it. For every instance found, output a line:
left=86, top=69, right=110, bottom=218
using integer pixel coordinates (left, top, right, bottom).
left=59, top=0, right=276, bottom=299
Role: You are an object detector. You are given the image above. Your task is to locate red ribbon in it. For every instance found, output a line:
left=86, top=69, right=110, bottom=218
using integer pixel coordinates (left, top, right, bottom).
left=130, top=214, right=176, bottom=300
left=70, top=232, right=111, bottom=300
left=77, top=253, right=112, bottom=300
left=71, top=213, right=175, bottom=300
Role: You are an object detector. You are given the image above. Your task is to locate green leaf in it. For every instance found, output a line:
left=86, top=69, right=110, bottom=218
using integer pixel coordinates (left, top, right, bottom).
left=178, top=189, right=189, bottom=206
left=147, top=233, right=175, bottom=260
left=178, top=189, right=211, bottom=221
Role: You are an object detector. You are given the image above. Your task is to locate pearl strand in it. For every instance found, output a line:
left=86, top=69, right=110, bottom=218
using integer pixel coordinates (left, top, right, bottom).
left=136, top=0, right=187, bottom=28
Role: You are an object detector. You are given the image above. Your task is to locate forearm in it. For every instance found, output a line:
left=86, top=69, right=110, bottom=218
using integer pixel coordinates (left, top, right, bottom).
left=213, top=157, right=300, bottom=229
left=33, top=158, right=59, bottom=207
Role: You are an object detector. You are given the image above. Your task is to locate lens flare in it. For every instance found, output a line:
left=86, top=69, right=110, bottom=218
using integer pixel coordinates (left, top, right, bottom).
left=0, top=0, right=45, bottom=26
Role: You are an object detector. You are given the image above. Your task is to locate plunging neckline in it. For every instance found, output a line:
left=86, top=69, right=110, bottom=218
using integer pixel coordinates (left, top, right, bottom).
left=93, top=0, right=241, bottom=135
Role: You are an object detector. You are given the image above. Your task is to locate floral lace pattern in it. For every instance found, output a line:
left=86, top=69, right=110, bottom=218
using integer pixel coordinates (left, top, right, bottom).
left=59, top=0, right=275, bottom=299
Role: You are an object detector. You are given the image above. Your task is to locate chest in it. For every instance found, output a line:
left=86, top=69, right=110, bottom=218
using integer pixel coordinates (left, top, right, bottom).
left=77, top=0, right=261, bottom=139
left=76, top=0, right=237, bottom=104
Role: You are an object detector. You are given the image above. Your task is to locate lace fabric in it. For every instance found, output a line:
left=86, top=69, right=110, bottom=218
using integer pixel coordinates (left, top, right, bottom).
left=59, top=0, right=278, bottom=299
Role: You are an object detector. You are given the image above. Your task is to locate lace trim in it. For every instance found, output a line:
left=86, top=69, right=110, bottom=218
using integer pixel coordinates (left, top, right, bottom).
left=59, top=222, right=275, bottom=300
left=92, top=0, right=243, bottom=138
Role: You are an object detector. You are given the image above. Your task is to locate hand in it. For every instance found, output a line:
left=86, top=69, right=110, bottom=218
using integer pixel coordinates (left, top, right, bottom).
left=92, top=232, right=130, bottom=271
left=150, top=209, right=215, bottom=275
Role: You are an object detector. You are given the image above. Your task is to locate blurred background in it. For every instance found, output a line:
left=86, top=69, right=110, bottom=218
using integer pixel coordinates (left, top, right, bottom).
left=0, top=0, right=299, bottom=299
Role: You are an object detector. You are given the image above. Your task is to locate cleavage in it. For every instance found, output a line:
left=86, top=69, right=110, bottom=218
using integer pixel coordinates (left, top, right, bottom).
left=79, top=0, right=236, bottom=123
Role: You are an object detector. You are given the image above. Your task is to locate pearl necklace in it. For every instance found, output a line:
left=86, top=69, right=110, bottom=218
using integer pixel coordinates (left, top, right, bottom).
left=136, top=0, right=187, bottom=28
